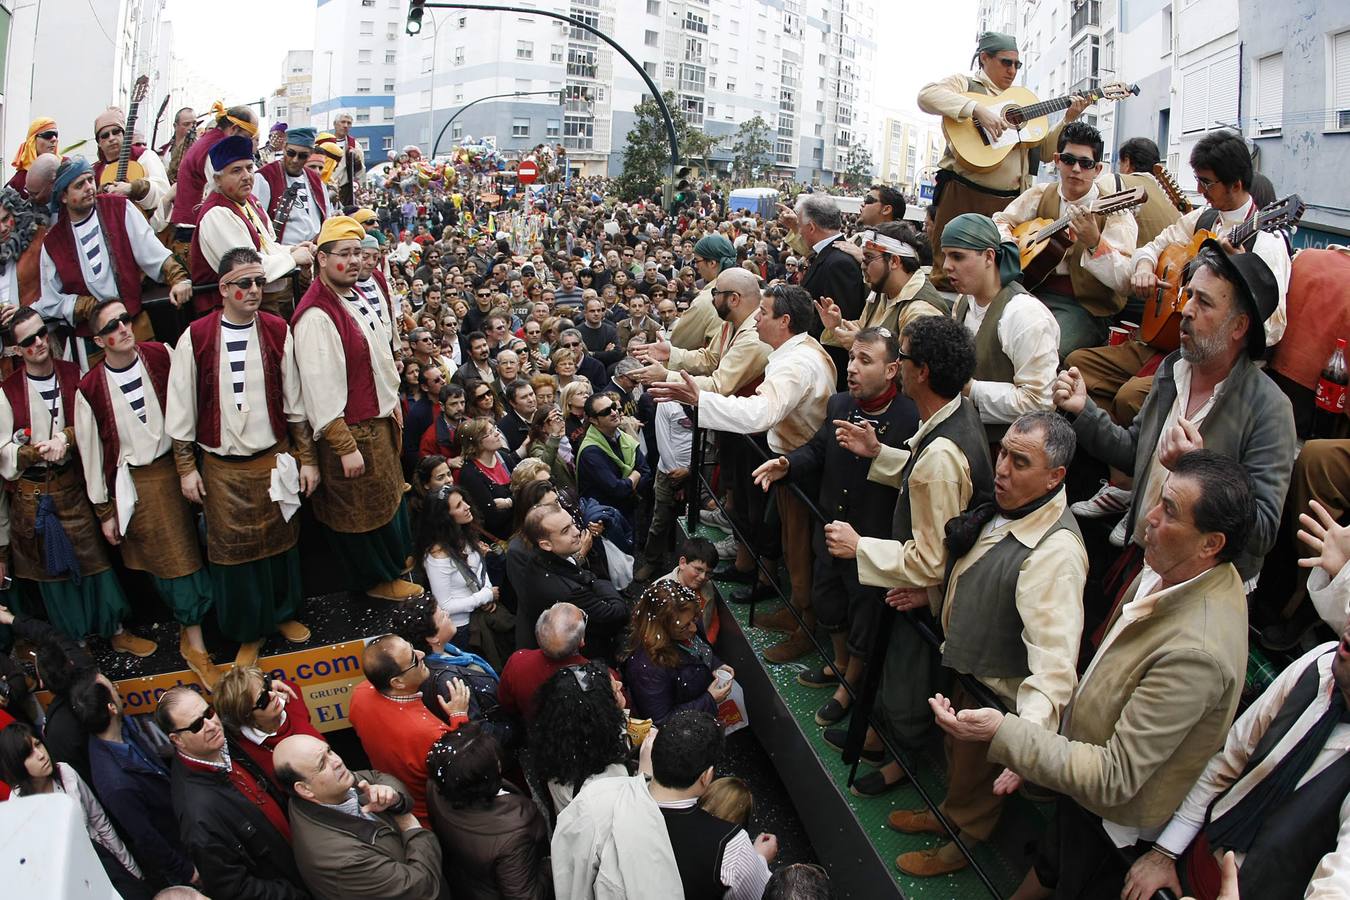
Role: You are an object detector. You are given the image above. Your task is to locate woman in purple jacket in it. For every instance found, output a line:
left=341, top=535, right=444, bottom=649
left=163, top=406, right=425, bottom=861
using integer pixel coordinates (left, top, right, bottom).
left=622, top=581, right=734, bottom=725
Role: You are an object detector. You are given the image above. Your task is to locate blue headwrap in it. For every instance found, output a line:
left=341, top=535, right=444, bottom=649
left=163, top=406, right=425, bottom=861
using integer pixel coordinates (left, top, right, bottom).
left=285, top=126, right=317, bottom=149
left=49, top=157, right=92, bottom=216
left=941, top=213, right=1023, bottom=287
left=208, top=135, right=254, bottom=172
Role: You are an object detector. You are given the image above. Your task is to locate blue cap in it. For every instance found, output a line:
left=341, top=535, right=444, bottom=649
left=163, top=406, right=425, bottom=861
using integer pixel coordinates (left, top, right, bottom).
left=208, top=135, right=254, bottom=172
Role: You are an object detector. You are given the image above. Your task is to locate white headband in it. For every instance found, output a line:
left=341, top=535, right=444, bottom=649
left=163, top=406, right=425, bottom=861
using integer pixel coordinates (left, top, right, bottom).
left=859, top=230, right=918, bottom=260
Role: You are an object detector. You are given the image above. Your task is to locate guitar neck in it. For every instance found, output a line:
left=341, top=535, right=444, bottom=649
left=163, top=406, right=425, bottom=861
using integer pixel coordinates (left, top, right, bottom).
left=1016, top=89, right=1099, bottom=121
left=117, top=100, right=140, bottom=181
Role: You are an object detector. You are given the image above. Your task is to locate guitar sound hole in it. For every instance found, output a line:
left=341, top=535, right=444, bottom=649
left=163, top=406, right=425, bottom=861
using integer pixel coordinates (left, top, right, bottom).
left=1004, top=107, right=1025, bottom=127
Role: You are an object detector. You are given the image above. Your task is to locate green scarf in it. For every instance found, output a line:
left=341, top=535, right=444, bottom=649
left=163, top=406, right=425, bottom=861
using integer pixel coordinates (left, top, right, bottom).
left=578, top=424, right=639, bottom=477
left=941, top=212, right=1023, bottom=288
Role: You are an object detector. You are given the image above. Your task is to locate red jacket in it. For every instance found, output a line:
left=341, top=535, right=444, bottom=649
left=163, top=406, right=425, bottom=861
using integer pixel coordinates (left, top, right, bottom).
left=230, top=679, right=323, bottom=789
left=497, top=650, right=622, bottom=724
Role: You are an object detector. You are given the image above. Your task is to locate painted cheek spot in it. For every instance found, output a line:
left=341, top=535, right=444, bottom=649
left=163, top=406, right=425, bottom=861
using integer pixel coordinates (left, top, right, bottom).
left=335, top=262, right=346, bottom=272
left=234, top=290, right=245, bottom=300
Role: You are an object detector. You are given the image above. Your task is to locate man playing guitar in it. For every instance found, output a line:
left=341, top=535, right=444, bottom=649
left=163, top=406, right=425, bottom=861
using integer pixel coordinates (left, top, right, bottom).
left=993, top=121, right=1138, bottom=359
left=1064, top=129, right=1293, bottom=531
left=917, top=31, right=1090, bottom=290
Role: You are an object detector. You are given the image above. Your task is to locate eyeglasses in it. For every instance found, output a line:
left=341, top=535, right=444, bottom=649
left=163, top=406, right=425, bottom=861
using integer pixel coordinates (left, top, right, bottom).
left=36, top=130, right=58, bottom=140
left=170, top=706, right=217, bottom=735
left=1194, top=173, right=1218, bottom=190
left=252, top=674, right=276, bottom=711
left=96, top=312, right=135, bottom=337
left=224, top=276, right=267, bottom=291
left=284, top=148, right=312, bottom=161
left=562, top=340, right=582, bottom=349
left=861, top=196, right=880, bottom=205
left=17, top=326, right=49, bottom=348
left=895, top=348, right=914, bottom=363
left=1057, top=152, right=1098, bottom=171
left=994, top=56, right=1023, bottom=70
left=396, top=649, right=424, bottom=677
left=96, top=126, right=125, bottom=141
left=591, top=405, right=619, bottom=418
left=474, top=390, right=492, bottom=400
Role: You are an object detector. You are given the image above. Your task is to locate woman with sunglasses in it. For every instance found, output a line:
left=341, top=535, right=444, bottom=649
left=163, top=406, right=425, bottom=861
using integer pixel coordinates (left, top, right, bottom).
left=0, top=722, right=152, bottom=899
left=461, top=376, right=502, bottom=422
left=7, top=118, right=60, bottom=198
left=213, top=664, right=322, bottom=789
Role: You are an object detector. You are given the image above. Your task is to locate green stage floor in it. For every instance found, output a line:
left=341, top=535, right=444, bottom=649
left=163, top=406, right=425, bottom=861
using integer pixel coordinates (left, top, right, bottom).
left=699, top=523, right=1049, bottom=899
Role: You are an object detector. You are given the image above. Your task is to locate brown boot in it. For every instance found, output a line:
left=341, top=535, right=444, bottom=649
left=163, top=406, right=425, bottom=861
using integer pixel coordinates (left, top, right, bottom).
left=109, top=630, right=157, bottom=657
left=277, top=620, right=311, bottom=644
left=762, top=627, right=816, bottom=663
left=366, top=579, right=425, bottom=602
left=887, top=808, right=947, bottom=835
left=896, top=842, right=970, bottom=877
left=182, top=646, right=220, bottom=692
left=234, top=639, right=264, bottom=669
left=753, top=606, right=800, bottom=633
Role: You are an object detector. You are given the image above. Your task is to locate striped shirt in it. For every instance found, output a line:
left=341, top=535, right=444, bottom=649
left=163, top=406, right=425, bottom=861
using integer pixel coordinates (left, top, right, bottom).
left=106, top=358, right=148, bottom=423
left=221, top=318, right=253, bottom=410
left=355, top=279, right=388, bottom=324
left=28, top=371, right=62, bottom=427
left=71, top=212, right=117, bottom=299
left=346, top=289, right=381, bottom=334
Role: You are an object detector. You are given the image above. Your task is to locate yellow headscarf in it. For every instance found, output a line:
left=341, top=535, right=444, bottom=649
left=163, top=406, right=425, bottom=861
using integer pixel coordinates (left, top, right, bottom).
left=316, top=215, right=365, bottom=247
left=313, top=132, right=344, bottom=184
left=210, top=100, right=258, bottom=137
left=11, top=118, right=56, bottom=172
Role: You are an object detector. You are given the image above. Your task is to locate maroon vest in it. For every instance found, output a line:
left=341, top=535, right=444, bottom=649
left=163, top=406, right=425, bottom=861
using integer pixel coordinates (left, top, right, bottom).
left=189, top=191, right=268, bottom=314
left=92, top=144, right=148, bottom=185
left=257, top=162, right=328, bottom=243
left=187, top=309, right=289, bottom=449
left=292, top=278, right=381, bottom=425
left=3, top=359, right=81, bottom=434
left=77, top=342, right=171, bottom=489
left=169, top=127, right=225, bottom=226
left=42, top=195, right=147, bottom=330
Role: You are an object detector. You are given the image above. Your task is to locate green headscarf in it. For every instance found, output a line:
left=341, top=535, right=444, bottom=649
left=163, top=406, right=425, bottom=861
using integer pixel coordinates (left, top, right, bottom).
left=941, top=213, right=1023, bottom=287
left=973, top=31, right=1018, bottom=68
left=694, top=234, right=737, bottom=272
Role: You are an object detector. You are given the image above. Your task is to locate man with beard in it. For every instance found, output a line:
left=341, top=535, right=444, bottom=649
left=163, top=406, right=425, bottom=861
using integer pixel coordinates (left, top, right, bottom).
left=252, top=126, right=329, bottom=247
left=293, top=216, right=421, bottom=602
left=38, top=158, right=192, bottom=363
left=815, top=224, right=948, bottom=352
left=0, top=308, right=153, bottom=655
left=166, top=248, right=318, bottom=668
left=0, top=185, right=49, bottom=313
left=190, top=136, right=314, bottom=317
left=668, top=235, right=736, bottom=352
left=76, top=300, right=217, bottom=686
left=750, top=328, right=919, bottom=727
left=1054, top=242, right=1296, bottom=626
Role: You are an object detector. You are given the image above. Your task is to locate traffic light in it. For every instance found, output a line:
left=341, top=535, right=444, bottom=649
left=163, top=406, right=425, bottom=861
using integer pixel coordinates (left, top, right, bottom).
left=672, top=165, right=695, bottom=208
left=407, top=0, right=426, bottom=35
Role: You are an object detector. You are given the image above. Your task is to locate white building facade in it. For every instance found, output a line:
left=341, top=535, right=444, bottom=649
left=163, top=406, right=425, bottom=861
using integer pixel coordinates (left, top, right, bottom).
left=312, top=0, right=402, bottom=163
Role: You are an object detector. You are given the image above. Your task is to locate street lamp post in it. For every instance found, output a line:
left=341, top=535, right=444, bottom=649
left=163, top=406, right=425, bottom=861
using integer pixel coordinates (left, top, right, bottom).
left=431, top=89, right=562, bottom=158
left=423, top=13, right=442, bottom=157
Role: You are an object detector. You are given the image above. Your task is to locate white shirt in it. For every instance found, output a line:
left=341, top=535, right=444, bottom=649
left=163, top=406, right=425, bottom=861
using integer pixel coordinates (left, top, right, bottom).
left=697, top=332, right=835, bottom=454
left=1309, top=564, right=1350, bottom=634
left=1153, top=642, right=1350, bottom=898
left=653, top=401, right=693, bottom=474
left=252, top=170, right=324, bottom=245
left=958, top=291, right=1060, bottom=425
left=424, top=546, right=494, bottom=626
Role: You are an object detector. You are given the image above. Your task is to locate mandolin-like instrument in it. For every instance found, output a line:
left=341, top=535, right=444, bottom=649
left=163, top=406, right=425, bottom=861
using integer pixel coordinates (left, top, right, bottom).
left=99, top=75, right=150, bottom=188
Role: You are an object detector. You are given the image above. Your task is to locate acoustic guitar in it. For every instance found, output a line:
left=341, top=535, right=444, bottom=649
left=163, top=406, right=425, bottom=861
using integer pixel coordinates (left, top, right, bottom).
left=1012, top=186, right=1147, bottom=289
left=1141, top=193, right=1306, bottom=352
left=942, top=81, right=1140, bottom=172
left=99, top=75, right=150, bottom=188
left=1151, top=163, right=1194, bottom=215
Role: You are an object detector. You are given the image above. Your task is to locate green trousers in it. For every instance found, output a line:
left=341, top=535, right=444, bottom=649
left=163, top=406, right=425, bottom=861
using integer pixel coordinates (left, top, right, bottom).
left=212, top=548, right=302, bottom=643
left=41, top=571, right=130, bottom=640
left=153, top=569, right=214, bottom=627
left=320, top=499, right=412, bottom=591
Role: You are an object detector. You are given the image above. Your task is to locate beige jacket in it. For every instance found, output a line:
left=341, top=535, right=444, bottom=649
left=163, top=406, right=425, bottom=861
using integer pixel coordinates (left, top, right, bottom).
left=989, top=562, right=1248, bottom=829
left=668, top=285, right=723, bottom=351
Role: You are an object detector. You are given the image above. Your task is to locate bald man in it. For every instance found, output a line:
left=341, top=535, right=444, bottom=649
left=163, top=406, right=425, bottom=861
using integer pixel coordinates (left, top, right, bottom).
left=274, top=734, right=444, bottom=900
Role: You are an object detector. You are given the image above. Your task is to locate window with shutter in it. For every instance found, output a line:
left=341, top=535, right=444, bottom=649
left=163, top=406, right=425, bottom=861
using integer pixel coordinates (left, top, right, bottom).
left=1207, top=53, right=1239, bottom=129
left=1253, top=53, right=1283, bottom=135
left=1182, top=67, right=1208, bottom=133
left=1332, top=30, right=1350, bottom=130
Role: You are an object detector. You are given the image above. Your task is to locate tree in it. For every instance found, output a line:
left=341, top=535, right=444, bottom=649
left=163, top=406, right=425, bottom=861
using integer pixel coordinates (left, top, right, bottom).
left=681, top=128, right=719, bottom=175
left=615, top=91, right=688, bottom=202
left=839, top=146, right=874, bottom=191
left=731, top=116, right=772, bottom=186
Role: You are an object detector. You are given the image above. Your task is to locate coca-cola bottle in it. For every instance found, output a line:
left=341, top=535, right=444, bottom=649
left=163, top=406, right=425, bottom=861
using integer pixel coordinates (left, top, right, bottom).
left=1313, top=338, right=1349, bottom=439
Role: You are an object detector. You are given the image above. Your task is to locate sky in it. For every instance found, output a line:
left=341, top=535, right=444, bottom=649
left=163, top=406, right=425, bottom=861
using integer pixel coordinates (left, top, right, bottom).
left=160, top=0, right=978, bottom=124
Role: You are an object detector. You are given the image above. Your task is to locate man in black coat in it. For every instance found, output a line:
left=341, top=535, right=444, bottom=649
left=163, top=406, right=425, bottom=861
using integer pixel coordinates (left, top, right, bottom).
left=514, top=504, right=630, bottom=662
left=157, top=686, right=309, bottom=900
left=751, top=328, right=917, bottom=740
left=793, top=194, right=866, bottom=390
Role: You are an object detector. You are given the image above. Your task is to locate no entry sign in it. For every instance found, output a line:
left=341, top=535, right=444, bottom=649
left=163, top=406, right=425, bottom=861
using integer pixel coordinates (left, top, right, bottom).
left=517, top=160, right=539, bottom=184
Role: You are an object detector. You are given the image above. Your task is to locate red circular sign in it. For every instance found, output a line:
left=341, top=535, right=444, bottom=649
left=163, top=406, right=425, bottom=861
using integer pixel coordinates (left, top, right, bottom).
left=517, top=160, right=539, bottom=184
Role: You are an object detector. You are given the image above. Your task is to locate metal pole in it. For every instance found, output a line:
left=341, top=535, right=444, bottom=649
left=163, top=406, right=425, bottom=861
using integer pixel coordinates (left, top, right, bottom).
left=423, top=2, right=681, bottom=175
left=425, top=13, right=440, bottom=156
left=431, top=89, right=561, bottom=158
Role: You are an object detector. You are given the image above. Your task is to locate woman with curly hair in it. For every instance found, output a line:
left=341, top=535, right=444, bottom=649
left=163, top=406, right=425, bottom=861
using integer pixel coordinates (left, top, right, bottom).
left=529, top=660, right=633, bottom=814
left=425, top=723, right=550, bottom=900
left=623, top=581, right=734, bottom=726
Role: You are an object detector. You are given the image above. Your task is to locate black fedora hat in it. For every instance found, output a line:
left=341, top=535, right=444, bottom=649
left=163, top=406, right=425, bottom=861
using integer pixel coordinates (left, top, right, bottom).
left=1192, top=238, right=1279, bottom=358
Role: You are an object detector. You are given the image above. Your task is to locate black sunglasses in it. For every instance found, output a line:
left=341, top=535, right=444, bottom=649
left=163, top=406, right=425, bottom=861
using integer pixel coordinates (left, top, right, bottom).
left=17, top=325, right=49, bottom=348
left=995, top=56, right=1023, bottom=70
left=225, top=276, right=268, bottom=290
left=253, top=674, right=275, bottom=711
left=96, top=312, right=134, bottom=337
left=284, top=148, right=312, bottom=161
left=592, top=405, right=619, bottom=418
left=36, top=130, right=58, bottom=140
left=1058, top=152, right=1098, bottom=171
left=861, top=196, right=880, bottom=205
left=96, top=126, right=125, bottom=141
left=170, top=706, right=217, bottom=734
